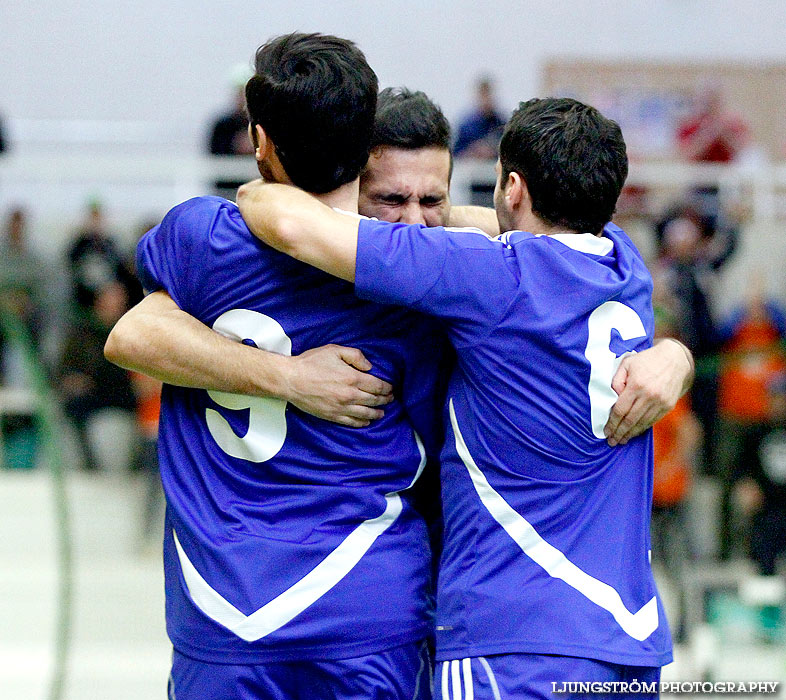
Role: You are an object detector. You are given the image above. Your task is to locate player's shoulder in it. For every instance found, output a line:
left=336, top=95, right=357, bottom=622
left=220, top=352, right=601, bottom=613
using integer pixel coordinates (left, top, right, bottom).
left=158, top=196, right=246, bottom=247
left=164, top=195, right=237, bottom=225
left=601, top=222, right=650, bottom=266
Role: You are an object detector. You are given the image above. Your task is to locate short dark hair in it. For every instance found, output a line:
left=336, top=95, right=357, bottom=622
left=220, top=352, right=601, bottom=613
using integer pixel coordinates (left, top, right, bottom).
left=245, top=33, right=378, bottom=194
left=499, top=97, right=628, bottom=234
left=370, top=87, right=451, bottom=152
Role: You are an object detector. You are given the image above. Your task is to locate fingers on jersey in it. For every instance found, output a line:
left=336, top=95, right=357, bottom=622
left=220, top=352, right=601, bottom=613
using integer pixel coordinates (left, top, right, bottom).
left=607, top=398, right=667, bottom=446
left=335, top=345, right=373, bottom=372
left=286, top=344, right=394, bottom=427
left=606, top=355, right=673, bottom=446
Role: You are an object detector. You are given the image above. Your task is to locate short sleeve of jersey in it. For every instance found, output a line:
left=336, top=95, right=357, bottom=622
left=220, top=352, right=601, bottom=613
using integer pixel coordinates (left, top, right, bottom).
left=355, top=219, right=518, bottom=347
left=136, top=197, right=219, bottom=313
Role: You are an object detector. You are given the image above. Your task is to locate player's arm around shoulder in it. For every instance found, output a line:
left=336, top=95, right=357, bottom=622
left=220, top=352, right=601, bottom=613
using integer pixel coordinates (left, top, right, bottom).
left=236, top=180, right=360, bottom=282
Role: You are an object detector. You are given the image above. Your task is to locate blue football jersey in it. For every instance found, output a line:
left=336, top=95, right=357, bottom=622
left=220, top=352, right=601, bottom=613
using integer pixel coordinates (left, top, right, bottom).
left=136, top=197, right=448, bottom=663
left=354, top=219, right=673, bottom=667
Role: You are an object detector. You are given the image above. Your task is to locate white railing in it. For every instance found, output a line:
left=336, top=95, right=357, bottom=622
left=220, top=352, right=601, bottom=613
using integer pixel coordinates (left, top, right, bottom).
left=2, top=152, right=786, bottom=227
left=450, top=158, right=786, bottom=221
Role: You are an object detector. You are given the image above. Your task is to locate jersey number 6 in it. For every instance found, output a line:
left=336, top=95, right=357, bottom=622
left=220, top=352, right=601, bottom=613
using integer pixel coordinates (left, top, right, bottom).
left=585, top=301, right=647, bottom=439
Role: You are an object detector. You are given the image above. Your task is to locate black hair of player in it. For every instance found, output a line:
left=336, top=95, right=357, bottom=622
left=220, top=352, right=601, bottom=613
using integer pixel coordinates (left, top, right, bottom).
left=499, top=97, right=628, bottom=235
left=368, top=87, right=452, bottom=180
left=371, top=88, right=451, bottom=152
left=245, top=33, right=378, bottom=194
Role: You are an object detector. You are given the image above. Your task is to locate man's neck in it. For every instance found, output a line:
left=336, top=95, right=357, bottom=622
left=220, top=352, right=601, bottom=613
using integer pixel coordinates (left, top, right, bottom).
left=513, top=210, right=594, bottom=237
left=310, top=179, right=360, bottom=214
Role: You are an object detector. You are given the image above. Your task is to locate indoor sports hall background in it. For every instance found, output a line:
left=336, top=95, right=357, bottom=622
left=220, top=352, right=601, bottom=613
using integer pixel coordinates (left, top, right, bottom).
left=1, top=1, right=786, bottom=697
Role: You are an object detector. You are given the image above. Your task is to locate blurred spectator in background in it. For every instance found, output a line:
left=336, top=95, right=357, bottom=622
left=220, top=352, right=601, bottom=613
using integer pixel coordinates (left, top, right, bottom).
left=131, top=370, right=163, bottom=546
left=453, top=76, right=506, bottom=207
left=734, top=374, right=786, bottom=642
left=0, top=207, right=47, bottom=348
left=742, top=373, right=786, bottom=578
left=0, top=112, right=6, bottom=153
left=57, top=281, right=137, bottom=472
left=676, top=85, right=751, bottom=227
left=206, top=63, right=254, bottom=197
left=0, top=206, right=48, bottom=470
left=612, top=184, right=658, bottom=262
left=715, top=278, right=786, bottom=561
left=654, top=197, right=739, bottom=474
left=66, top=199, right=142, bottom=313
left=677, top=85, right=749, bottom=165
left=453, top=76, right=506, bottom=159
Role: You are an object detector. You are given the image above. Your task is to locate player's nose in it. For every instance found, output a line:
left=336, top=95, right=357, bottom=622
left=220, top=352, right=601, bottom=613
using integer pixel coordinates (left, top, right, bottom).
left=399, top=203, right=427, bottom=226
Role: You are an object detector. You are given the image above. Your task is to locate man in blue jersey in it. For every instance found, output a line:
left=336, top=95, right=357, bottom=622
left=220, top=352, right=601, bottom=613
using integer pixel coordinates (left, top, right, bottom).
left=233, top=97, right=677, bottom=698
left=112, top=33, right=448, bottom=700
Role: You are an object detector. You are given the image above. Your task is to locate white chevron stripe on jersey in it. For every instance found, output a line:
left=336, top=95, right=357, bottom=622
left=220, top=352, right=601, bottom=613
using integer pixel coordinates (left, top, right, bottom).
left=449, top=400, right=659, bottom=642
left=174, top=434, right=427, bottom=642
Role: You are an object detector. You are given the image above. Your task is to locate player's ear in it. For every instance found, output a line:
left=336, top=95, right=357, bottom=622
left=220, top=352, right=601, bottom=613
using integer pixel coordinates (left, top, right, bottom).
left=250, top=123, right=271, bottom=162
left=505, top=171, right=527, bottom=211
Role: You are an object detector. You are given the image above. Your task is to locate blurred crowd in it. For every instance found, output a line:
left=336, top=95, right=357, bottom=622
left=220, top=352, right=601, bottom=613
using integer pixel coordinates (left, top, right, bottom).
left=0, top=198, right=164, bottom=543
left=0, top=79, right=784, bottom=641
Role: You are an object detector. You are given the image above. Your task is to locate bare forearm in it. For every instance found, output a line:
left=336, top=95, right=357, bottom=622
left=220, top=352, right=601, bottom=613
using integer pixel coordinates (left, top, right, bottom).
left=104, top=293, right=289, bottom=397
left=104, top=291, right=394, bottom=426
left=448, top=205, right=499, bottom=237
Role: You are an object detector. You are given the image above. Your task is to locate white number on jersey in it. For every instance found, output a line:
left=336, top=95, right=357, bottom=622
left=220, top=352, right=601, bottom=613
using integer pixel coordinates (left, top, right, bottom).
left=585, top=301, right=647, bottom=439
left=205, top=309, right=291, bottom=462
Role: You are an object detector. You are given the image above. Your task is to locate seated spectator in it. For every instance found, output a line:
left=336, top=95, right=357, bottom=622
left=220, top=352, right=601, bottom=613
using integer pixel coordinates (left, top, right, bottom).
left=452, top=76, right=506, bottom=159
left=57, top=282, right=137, bottom=471
left=66, top=199, right=142, bottom=313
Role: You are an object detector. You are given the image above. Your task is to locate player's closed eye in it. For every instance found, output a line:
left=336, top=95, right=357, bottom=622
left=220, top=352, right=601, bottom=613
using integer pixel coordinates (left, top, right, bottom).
left=373, top=193, right=407, bottom=205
